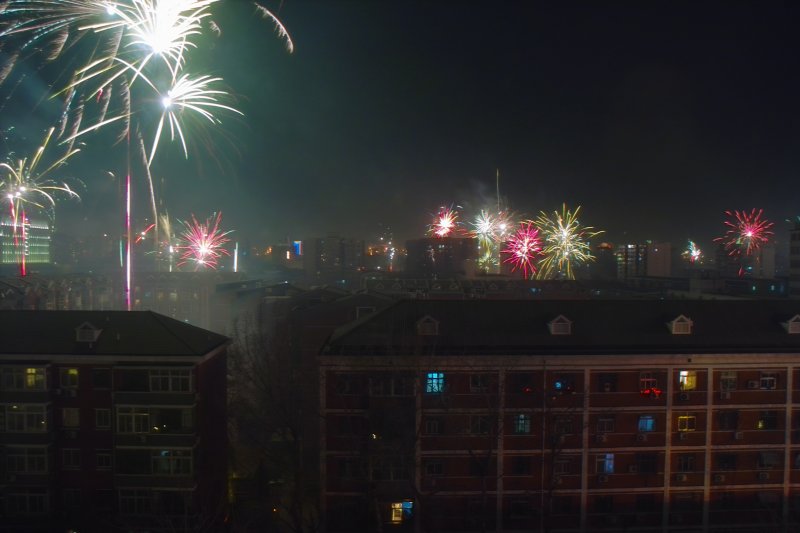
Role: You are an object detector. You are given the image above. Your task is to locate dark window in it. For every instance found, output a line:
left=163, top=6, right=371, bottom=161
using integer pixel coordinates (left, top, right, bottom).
left=424, top=417, right=443, bottom=435
left=594, top=495, right=614, bottom=513
left=470, top=416, right=491, bottom=435
left=637, top=453, right=657, bottom=474
left=636, top=494, right=657, bottom=512
left=676, top=454, right=695, bottom=472
left=424, top=460, right=443, bottom=476
left=718, top=454, right=737, bottom=471
left=469, top=457, right=489, bottom=477
left=554, top=416, right=574, bottom=435
left=470, top=374, right=490, bottom=392
left=91, top=369, right=111, bottom=389
left=335, top=374, right=365, bottom=395
left=118, top=370, right=148, bottom=391
left=598, top=374, right=617, bottom=392
left=511, top=456, right=530, bottom=475
left=718, top=410, right=739, bottom=430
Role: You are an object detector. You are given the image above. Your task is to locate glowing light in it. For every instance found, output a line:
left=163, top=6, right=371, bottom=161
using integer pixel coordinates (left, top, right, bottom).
left=177, top=212, right=232, bottom=270
left=683, top=240, right=702, bottom=263
left=534, top=204, right=602, bottom=280
left=501, top=221, right=541, bottom=279
left=714, top=209, right=774, bottom=257
left=428, top=206, right=460, bottom=238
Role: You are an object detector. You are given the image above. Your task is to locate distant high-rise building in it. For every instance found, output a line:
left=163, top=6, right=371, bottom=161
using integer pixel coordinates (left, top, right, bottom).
left=0, top=217, right=51, bottom=267
left=615, top=244, right=647, bottom=280
left=405, top=237, right=477, bottom=277
left=646, top=242, right=672, bottom=278
left=716, top=242, right=776, bottom=279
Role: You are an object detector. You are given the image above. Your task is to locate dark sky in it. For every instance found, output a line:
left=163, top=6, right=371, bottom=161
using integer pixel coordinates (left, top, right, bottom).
left=5, top=1, right=800, bottom=250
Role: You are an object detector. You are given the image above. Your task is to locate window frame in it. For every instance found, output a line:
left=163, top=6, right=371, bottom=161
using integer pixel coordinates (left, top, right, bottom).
left=677, top=415, right=697, bottom=432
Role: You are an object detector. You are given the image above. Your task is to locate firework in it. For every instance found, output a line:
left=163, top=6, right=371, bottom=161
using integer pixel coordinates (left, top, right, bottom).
left=428, top=206, right=460, bottom=238
left=0, top=127, right=81, bottom=275
left=471, top=209, right=513, bottom=246
left=714, top=209, right=774, bottom=257
left=177, top=212, right=231, bottom=270
left=534, top=204, right=602, bottom=280
left=683, top=240, right=702, bottom=263
left=501, top=221, right=541, bottom=279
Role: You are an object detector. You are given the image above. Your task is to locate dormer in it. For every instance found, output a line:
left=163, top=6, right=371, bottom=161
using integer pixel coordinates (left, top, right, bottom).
left=416, top=315, right=439, bottom=336
left=782, top=315, right=800, bottom=334
left=75, top=322, right=102, bottom=343
left=667, top=315, right=693, bottom=335
left=548, top=315, right=572, bottom=336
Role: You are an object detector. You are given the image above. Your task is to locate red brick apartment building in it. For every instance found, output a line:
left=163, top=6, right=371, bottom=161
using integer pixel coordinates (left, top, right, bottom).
left=320, top=300, right=800, bottom=532
left=0, top=310, right=228, bottom=532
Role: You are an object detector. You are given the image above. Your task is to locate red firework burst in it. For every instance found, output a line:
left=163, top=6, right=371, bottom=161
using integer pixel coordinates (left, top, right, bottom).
left=501, top=221, right=542, bottom=278
left=713, top=209, right=774, bottom=257
left=177, top=212, right=232, bottom=270
left=428, top=206, right=459, bottom=238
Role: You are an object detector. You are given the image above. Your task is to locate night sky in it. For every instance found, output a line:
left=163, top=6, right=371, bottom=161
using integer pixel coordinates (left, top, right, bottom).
left=4, top=1, right=800, bottom=250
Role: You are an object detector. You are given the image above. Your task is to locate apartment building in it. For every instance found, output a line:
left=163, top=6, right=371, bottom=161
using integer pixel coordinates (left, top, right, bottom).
left=0, top=310, right=228, bottom=532
left=320, top=299, right=800, bottom=532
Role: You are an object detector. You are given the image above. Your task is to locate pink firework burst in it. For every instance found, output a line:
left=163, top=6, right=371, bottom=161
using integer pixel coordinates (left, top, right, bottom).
left=177, top=212, right=232, bottom=270
left=428, top=206, right=460, bottom=238
left=501, top=221, right=542, bottom=278
left=713, top=208, right=774, bottom=257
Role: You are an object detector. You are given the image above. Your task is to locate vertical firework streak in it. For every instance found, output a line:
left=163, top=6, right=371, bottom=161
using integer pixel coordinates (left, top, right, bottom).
left=177, top=212, right=232, bottom=270
left=535, top=204, right=602, bottom=280
left=501, top=221, right=542, bottom=279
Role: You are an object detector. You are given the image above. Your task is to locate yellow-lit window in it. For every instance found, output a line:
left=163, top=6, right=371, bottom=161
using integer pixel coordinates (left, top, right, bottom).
left=679, top=371, right=697, bottom=391
left=677, top=416, right=696, bottom=432
left=391, top=503, right=403, bottom=524
left=60, top=368, right=79, bottom=388
left=25, top=368, right=45, bottom=390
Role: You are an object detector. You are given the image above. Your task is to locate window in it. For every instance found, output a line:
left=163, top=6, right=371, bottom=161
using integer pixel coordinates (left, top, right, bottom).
left=149, top=369, right=191, bottom=392
left=596, top=453, right=614, bottom=474
left=757, top=411, right=778, bottom=430
left=598, top=374, right=617, bottom=392
left=717, top=454, right=737, bottom=471
left=369, top=376, right=413, bottom=397
left=95, top=408, right=111, bottom=429
left=119, top=489, right=152, bottom=515
left=758, top=452, right=780, bottom=469
left=338, top=458, right=359, bottom=479
left=720, top=371, right=737, bottom=391
left=62, top=408, right=80, bottom=428
left=424, top=460, right=443, bottom=476
left=424, top=417, right=443, bottom=435
left=640, top=372, right=657, bottom=390
left=760, top=372, right=778, bottom=390
left=512, top=456, right=531, bottom=475
left=676, top=454, right=695, bottom=472
left=679, top=370, right=697, bottom=391
left=554, top=416, right=574, bottom=435
left=151, top=449, right=192, bottom=476
left=62, top=449, right=80, bottom=470
left=373, top=458, right=408, bottom=481
left=637, top=453, right=657, bottom=474
left=638, top=415, right=656, bottom=433
left=334, top=374, right=364, bottom=395
left=425, top=372, right=445, bottom=394
left=470, top=415, right=491, bottom=435
left=91, top=369, right=111, bottom=389
left=390, top=501, right=413, bottom=524
left=59, top=368, right=79, bottom=388
left=470, top=374, right=490, bottom=392
left=117, top=407, right=150, bottom=433
left=597, top=417, right=615, bottom=433
left=594, top=495, right=614, bottom=512
left=718, top=410, right=739, bottom=431
left=554, top=459, right=571, bottom=475
left=6, top=488, right=48, bottom=515
left=1, top=367, right=46, bottom=391
left=6, top=447, right=47, bottom=473
left=96, top=450, right=112, bottom=470
left=63, top=489, right=81, bottom=509
left=513, top=414, right=531, bottom=434
left=677, top=415, right=696, bottom=432
left=3, top=404, right=47, bottom=432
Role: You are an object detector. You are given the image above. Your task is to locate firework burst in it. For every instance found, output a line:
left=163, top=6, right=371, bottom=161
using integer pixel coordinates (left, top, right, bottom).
left=534, top=204, right=602, bottom=280
left=683, top=240, right=702, bottom=263
left=471, top=209, right=513, bottom=247
left=176, top=212, right=231, bottom=270
left=501, top=221, right=541, bottom=279
left=428, top=206, right=460, bottom=238
left=714, top=209, right=774, bottom=257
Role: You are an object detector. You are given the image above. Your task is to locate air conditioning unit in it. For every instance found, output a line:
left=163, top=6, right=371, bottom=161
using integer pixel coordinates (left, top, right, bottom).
left=679, top=393, right=690, bottom=401
left=637, top=433, right=648, bottom=442
left=713, top=474, right=725, bottom=483
left=598, top=474, right=609, bottom=483
left=628, top=465, right=639, bottom=474
left=679, top=432, right=689, bottom=441
left=675, top=474, right=688, bottom=482
left=758, top=471, right=770, bottom=481
left=596, top=434, right=608, bottom=443
left=720, top=391, right=731, bottom=400
left=734, top=431, right=744, bottom=440
left=747, top=380, right=759, bottom=389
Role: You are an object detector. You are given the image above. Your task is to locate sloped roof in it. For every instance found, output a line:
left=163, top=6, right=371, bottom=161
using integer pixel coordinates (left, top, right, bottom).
left=0, top=310, right=228, bottom=357
left=324, top=299, right=800, bottom=356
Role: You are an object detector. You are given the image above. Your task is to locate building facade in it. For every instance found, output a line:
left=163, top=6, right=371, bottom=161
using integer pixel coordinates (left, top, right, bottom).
left=0, top=310, right=228, bottom=532
left=320, top=300, right=800, bottom=532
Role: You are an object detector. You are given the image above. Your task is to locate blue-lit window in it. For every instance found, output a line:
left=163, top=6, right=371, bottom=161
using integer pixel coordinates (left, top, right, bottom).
left=426, top=372, right=445, bottom=394
left=596, top=453, right=614, bottom=474
left=638, top=415, right=655, bottom=433
left=514, top=414, right=531, bottom=434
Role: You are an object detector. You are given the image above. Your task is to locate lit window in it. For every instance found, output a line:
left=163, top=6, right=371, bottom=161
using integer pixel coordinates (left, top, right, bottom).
left=59, top=368, right=79, bottom=389
left=390, top=501, right=413, bottom=524
left=760, top=373, right=777, bottom=390
left=514, top=414, right=531, bottom=435
left=679, top=371, right=697, bottom=391
left=0, top=367, right=46, bottom=391
left=677, top=416, right=696, bottom=432
left=426, top=372, right=445, bottom=394
left=25, top=368, right=46, bottom=390
left=639, top=372, right=658, bottom=390
left=596, top=453, right=614, bottom=474
left=638, top=415, right=655, bottom=432
left=151, top=449, right=192, bottom=476
left=757, top=411, right=778, bottom=430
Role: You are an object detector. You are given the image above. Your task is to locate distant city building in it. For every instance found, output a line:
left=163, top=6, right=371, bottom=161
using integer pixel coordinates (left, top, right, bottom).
left=405, top=237, right=477, bottom=277
left=0, top=310, right=228, bottom=532
left=716, top=243, right=776, bottom=279
left=304, top=234, right=365, bottom=279
left=0, top=217, right=51, bottom=268
left=646, top=242, right=672, bottom=277
left=615, top=243, right=647, bottom=280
